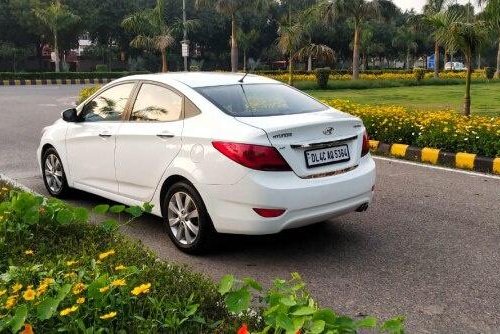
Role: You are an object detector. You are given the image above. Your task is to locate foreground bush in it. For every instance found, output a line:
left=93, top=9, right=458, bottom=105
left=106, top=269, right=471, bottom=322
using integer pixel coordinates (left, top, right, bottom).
left=0, top=185, right=404, bottom=333
left=326, top=99, right=500, bottom=157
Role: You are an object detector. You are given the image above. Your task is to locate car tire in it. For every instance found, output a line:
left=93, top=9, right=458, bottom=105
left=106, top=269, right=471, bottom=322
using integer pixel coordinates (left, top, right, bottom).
left=163, top=181, right=216, bottom=254
left=42, top=147, right=71, bottom=198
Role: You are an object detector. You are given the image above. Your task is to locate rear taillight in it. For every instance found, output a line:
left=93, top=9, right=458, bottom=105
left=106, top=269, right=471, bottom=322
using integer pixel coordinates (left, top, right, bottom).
left=212, top=141, right=292, bottom=171
left=253, top=208, right=286, bottom=218
left=361, top=131, right=370, bottom=157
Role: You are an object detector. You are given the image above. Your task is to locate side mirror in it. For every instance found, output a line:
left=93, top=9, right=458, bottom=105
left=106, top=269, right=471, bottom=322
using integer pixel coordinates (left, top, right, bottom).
left=62, top=108, right=78, bottom=122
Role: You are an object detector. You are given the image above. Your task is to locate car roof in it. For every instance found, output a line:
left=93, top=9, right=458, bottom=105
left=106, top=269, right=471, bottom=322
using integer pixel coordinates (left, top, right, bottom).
left=116, top=72, right=279, bottom=88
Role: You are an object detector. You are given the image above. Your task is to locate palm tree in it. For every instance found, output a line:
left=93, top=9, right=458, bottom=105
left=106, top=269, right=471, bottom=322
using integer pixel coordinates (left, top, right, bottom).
left=196, top=0, right=268, bottom=72
left=434, top=11, right=488, bottom=115
left=319, top=0, right=381, bottom=80
left=237, top=29, right=259, bottom=72
left=482, top=0, right=500, bottom=78
left=122, top=0, right=175, bottom=72
left=424, top=0, right=449, bottom=78
left=33, top=0, right=79, bottom=73
left=276, top=16, right=303, bottom=85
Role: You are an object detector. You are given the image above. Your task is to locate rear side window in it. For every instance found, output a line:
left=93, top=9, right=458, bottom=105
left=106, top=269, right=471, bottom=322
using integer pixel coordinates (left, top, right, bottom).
left=195, top=83, right=328, bottom=117
left=131, top=84, right=183, bottom=122
left=80, top=83, right=134, bottom=122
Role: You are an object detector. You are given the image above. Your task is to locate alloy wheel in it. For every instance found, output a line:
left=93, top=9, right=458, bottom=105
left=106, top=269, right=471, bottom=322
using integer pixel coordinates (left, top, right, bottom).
left=44, top=153, right=64, bottom=193
left=167, top=191, right=200, bottom=245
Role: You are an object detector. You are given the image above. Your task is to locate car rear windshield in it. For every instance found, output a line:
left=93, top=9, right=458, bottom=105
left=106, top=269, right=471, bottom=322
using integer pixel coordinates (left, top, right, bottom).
left=195, top=83, right=328, bottom=117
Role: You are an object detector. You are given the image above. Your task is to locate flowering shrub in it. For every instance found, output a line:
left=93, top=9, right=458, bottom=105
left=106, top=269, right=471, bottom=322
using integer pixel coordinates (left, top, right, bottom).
left=325, top=99, right=500, bottom=157
left=77, top=85, right=101, bottom=104
left=0, top=186, right=227, bottom=333
left=266, top=70, right=486, bottom=83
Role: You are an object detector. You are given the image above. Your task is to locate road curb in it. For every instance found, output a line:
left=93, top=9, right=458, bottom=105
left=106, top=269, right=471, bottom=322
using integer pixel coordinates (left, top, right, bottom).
left=369, top=140, right=500, bottom=175
left=0, top=173, right=38, bottom=194
left=0, top=78, right=112, bottom=86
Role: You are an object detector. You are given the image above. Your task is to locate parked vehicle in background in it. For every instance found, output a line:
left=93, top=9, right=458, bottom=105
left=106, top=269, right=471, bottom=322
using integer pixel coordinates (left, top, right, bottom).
left=37, top=73, right=375, bottom=253
left=445, top=62, right=467, bottom=71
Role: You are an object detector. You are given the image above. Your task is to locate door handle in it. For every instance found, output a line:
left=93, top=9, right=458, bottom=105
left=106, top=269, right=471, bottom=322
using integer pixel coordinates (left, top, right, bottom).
left=156, top=132, right=175, bottom=139
left=99, top=131, right=112, bottom=138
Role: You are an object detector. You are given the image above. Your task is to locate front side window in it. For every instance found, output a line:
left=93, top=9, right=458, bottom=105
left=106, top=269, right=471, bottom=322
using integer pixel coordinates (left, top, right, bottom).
left=80, top=83, right=135, bottom=122
left=131, top=84, right=183, bottom=122
left=195, top=83, right=328, bottom=117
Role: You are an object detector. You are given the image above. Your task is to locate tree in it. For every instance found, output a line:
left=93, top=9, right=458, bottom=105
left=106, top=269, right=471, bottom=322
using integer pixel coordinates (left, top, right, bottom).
left=434, top=11, right=488, bottom=115
left=237, top=29, right=260, bottom=71
left=482, top=0, right=500, bottom=78
left=319, top=0, right=381, bottom=80
left=424, top=0, right=449, bottom=78
left=33, top=0, right=80, bottom=72
left=196, top=0, right=268, bottom=72
left=122, top=0, right=175, bottom=72
left=276, top=14, right=303, bottom=85
left=392, top=16, right=419, bottom=70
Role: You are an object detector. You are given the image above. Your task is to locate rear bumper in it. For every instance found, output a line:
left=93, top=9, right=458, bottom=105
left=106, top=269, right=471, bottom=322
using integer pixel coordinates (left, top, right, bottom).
left=198, top=155, right=376, bottom=234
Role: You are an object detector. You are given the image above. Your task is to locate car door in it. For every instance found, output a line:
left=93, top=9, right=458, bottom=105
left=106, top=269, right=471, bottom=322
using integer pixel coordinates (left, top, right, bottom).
left=115, top=82, right=184, bottom=202
left=65, top=82, right=136, bottom=193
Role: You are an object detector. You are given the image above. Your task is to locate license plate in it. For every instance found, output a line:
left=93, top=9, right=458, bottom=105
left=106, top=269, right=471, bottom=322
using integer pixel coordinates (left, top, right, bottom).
left=305, top=145, right=350, bottom=168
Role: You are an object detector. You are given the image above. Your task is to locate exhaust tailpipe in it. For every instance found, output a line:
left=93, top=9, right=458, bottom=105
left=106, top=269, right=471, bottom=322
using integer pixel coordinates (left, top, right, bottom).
left=356, top=203, right=369, bottom=212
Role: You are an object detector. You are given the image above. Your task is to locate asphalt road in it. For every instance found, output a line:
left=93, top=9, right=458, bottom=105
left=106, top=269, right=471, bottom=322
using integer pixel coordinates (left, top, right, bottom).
left=1, top=85, right=500, bottom=333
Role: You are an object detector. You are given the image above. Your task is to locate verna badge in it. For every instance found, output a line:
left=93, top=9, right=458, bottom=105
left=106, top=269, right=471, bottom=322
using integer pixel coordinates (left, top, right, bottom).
left=323, top=127, right=334, bottom=135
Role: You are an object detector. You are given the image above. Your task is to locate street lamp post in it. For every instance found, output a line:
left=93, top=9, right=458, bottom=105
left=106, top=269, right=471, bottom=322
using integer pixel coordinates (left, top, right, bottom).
left=181, top=0, right=189, bottom=71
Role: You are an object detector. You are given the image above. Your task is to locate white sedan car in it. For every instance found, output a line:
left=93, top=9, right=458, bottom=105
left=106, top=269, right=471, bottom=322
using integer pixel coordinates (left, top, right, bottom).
left=38, top=73, right=375, bottom=253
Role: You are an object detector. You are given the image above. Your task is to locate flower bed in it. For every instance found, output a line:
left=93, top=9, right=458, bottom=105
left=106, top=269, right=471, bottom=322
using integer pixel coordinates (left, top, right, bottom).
left=325, top=99, right=500, bottom=158
left=0, top=183, right=404, bottom=333
left=267, top=70, right=485, bottom=83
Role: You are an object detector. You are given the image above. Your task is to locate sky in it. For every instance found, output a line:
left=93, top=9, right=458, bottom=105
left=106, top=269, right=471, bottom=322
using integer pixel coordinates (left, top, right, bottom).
left=392, top=0, right=482, bottom=13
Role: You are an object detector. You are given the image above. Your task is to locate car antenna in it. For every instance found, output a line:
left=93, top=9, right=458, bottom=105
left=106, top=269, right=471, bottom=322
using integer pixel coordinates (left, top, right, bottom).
left=238, top=72, right=249, bottom=83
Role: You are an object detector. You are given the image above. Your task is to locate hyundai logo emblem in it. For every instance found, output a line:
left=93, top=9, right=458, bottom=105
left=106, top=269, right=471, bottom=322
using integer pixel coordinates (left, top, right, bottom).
left=323, top=127, right=334, bottom=135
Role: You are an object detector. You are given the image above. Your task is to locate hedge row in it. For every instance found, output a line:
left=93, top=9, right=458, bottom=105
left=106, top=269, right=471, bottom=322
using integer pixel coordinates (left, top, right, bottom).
left=0, top=71, right=148, bottom=80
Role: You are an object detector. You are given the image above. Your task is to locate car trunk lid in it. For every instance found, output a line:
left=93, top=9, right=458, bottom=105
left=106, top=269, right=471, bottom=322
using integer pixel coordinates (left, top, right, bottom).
left=236, top=109, right=365, bottom=178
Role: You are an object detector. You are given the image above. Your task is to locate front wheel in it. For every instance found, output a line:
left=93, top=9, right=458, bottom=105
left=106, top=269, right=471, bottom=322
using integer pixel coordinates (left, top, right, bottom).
left=163, top=181, right=215, bottom=254
left=42, top=148, right=70, bottom=198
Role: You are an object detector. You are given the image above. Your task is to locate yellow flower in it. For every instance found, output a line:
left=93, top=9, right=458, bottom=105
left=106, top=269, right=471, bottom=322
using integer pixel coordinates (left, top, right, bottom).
left=114, top=264, right=126, bottom=271
left=11, top=283, right=23, bottom=293
left=100, top=311, right=117, bottom=320
left=23, top=288, right=36, bottom=301
left=66, top=260, right=78, bottom=266
left=76, top=297, right=85, bottom=304
left=5, top=296, right=17, bottom=309
left=72, top=283, right=86, bottom=295
left=111, top=279, right=126, bottom=287
left=99, top=286, right=110, bottom=293
left=60, top=305, right=79, bottom=316
left=24, top=249, right=34, bottom=256
left=98, top=250, right=115, bottom=260
left=0, top=289, right=6, bottom=297
left=131, top=283, right=151, bottom=296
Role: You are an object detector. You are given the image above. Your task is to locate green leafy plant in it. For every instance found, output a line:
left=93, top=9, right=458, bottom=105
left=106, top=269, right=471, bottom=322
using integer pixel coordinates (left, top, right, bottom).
left=219, top=273, right=405, bottom=334
left=315, top=68, right=331, bottom=89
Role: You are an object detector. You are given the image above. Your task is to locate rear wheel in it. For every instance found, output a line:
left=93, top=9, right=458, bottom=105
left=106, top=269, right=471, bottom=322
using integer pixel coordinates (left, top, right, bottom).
left=163, top=181, right=215, bottom=254
left=42, top=148, right=70, bottom=198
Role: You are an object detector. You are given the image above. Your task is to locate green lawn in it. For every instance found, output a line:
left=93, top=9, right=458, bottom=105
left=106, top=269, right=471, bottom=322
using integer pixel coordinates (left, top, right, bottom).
left=307, top=82, right=500, bottom=116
